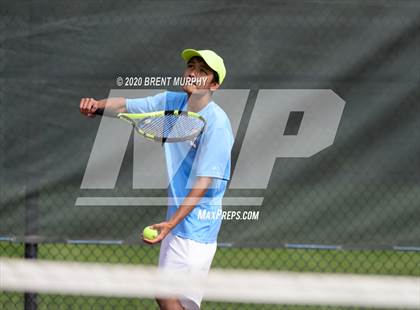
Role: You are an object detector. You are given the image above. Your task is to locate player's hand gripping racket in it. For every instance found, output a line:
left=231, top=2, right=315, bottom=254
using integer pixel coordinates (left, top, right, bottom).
left=95, top=109, right=206, bottom=143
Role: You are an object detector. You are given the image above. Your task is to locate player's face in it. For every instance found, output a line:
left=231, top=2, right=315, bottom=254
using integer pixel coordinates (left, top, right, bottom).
left=182, top=57, right=219, bottom=95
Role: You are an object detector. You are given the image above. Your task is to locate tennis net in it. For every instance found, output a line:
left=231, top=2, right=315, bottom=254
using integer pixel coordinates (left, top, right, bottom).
left=1, top=258, right=419, bottom=309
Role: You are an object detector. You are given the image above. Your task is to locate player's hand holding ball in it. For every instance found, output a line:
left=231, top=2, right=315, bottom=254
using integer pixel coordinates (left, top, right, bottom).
left=142, top=226, right=158, bottom=241
left=142, top=222, right=173, bottom=244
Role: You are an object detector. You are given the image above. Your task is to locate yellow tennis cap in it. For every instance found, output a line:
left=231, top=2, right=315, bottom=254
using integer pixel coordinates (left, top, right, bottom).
left=181, top=49, right=226, bottom=85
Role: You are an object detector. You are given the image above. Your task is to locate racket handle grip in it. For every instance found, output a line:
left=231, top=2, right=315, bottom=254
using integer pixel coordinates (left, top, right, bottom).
left=94, top=108, right=104, bottom=115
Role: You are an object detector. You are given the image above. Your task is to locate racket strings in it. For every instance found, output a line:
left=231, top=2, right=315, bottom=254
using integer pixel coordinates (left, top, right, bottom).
left=137, top=114, right=204, bottom=139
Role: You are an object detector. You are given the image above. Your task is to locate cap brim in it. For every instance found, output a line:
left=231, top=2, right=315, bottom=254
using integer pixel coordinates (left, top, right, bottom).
left=181, top=49, right=202, bottom=62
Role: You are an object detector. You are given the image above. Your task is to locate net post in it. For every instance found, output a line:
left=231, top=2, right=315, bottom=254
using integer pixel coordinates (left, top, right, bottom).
left=24, top=188, right=39, bottom=310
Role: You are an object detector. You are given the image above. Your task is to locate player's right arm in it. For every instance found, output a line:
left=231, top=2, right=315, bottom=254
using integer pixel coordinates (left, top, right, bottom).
left=79, top=97, right=127, bottom=118
left=80, top=92, right=167, bottom=118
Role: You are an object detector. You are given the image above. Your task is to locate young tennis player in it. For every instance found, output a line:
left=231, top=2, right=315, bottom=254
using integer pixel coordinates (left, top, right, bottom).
left=80, top=49, right=233, bottom=310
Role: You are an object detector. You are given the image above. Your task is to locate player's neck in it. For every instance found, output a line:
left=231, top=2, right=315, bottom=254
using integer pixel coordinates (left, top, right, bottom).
left=187, top=92, right=212, bottom=113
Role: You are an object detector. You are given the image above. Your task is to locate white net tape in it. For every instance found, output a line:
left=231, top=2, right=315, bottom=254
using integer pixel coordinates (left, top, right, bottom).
left=1, top=258, right=419, bottom=308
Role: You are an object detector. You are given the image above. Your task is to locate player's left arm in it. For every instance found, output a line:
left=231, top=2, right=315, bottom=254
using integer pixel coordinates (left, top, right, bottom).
left=143, top=176, right=212, bottom=244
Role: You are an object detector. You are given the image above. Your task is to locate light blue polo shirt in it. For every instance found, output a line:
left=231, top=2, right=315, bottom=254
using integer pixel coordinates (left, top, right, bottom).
left=126, top=91, right=234, bottom=243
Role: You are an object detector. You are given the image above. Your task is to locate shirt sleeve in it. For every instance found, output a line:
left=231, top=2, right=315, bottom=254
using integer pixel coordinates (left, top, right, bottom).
left=125, top=92, right=166, bottom=113
left=195, top=125, right=234, bottom=180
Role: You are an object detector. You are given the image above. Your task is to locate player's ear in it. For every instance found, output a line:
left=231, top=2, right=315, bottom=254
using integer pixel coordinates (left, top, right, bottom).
left=210, top=82, right=220, bottom=92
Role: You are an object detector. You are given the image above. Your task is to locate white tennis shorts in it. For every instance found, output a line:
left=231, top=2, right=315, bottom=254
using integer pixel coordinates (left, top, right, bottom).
left=158, top=232, right=217, bottom=310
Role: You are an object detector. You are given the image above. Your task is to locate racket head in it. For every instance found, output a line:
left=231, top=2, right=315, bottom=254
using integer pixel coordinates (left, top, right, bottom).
left=117, top=110, right=206, bottom=142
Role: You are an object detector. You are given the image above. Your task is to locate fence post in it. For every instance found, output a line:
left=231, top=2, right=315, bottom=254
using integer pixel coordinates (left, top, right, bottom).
left=24, top=189, right=39, bottom=310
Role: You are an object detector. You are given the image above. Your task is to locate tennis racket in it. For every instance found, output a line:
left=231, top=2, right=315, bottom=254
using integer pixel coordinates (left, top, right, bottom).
left=95, top=108, right=206, bottom=143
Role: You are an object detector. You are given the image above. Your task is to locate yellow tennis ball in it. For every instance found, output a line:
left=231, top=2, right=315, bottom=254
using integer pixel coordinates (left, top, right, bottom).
left=143, top=226, right=158, bottom=240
